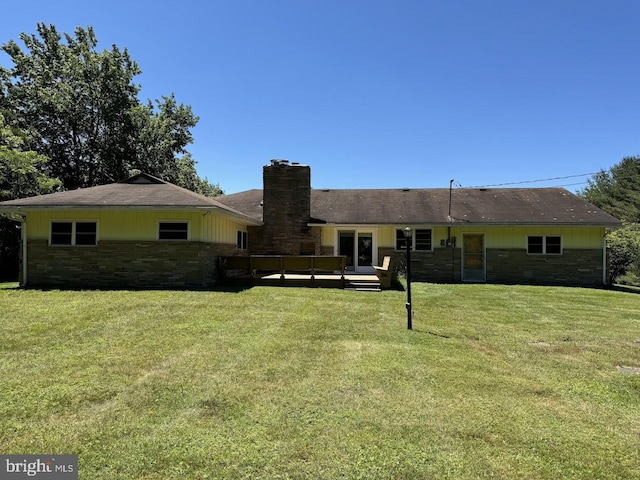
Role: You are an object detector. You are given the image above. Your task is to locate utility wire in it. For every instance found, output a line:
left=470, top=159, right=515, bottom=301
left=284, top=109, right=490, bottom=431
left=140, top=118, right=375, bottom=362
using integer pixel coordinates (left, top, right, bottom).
left=463, top=172, right=600, bottom=189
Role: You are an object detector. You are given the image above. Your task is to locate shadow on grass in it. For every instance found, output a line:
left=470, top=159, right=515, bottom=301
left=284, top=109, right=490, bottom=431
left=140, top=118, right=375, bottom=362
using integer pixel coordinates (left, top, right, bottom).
left=611, top=284, right=640, bottom=295
left=6, top=284, right=255, bottom=293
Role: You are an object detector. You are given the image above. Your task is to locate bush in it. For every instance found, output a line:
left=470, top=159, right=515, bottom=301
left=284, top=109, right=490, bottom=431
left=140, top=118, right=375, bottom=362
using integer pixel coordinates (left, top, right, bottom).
left=608, top=223, right=640, bottom=285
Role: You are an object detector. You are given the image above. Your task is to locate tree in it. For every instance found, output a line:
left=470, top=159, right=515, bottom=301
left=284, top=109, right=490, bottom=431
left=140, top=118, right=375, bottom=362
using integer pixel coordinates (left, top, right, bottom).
left=131, top=96, right=222, bottom=196
left=0, top=112, right=60, bottom=279
left=580, top=156, right=640, bottom=285
left=0, top=23, right=221, bottom=195
left=606, top=224, right=640, bottom=285
left=580, top=156, right=640, bottom=223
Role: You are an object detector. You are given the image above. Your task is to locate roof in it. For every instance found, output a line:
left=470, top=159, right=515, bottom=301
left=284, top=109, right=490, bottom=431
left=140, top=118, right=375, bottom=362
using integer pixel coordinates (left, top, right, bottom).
left=216, top=187, right=621, bottom=227
left=0, top=173, right=260, bottom=224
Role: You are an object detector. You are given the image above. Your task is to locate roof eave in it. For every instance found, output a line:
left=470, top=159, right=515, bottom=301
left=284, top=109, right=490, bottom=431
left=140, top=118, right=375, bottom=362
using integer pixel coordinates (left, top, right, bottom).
left=0, top=205, right=263, bottom=226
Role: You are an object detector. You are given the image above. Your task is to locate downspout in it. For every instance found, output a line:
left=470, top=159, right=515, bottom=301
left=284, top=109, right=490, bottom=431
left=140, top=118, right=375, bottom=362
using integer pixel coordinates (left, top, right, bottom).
left=602, top=231, right=608, bottom=285
left=447, top=179, right=454, bottom=243
left=448, top=179, right=454, bottom=282
left=7, top=213, right=27, bottom=286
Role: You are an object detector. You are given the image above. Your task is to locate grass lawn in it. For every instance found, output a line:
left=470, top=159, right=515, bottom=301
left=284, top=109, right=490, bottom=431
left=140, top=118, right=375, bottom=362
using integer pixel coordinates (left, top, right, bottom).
left=1, top=283, right=639, bottom=479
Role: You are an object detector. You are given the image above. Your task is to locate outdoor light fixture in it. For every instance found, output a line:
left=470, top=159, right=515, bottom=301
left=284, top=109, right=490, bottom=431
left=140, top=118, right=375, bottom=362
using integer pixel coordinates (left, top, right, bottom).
left=403, top=227, right=413, bottom=330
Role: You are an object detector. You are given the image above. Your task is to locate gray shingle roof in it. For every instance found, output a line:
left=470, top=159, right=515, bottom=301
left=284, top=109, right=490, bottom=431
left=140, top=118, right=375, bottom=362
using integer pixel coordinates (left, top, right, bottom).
left=0, top=173, right=260, bottom=224
left=217, top=187, right=621, bottom=226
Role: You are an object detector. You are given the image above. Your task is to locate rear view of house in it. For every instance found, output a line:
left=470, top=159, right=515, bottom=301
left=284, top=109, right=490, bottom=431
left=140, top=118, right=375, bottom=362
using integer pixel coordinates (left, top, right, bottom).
left=0, top=161, right=621, bottom=288
left=217, top=160, right=621, bottom=286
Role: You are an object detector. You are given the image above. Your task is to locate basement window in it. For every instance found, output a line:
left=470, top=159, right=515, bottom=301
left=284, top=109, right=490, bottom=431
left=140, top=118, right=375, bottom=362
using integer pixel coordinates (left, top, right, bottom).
left=158, top=222, right=189, bottom=240
left=527, top=236, right=562, bottom=255
left=50, top=221, right=97, bottom=246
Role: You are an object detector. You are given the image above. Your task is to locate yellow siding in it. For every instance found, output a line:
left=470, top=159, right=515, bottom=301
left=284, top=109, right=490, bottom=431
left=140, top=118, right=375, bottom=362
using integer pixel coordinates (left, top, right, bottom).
left=319, top=225, right=605, bottom=250
left=202, top=213, right=247, bottom=244
left=321, top=228, right=335, bottom=247
left=26, top=209, right=245, bottom=244
left=449, top=226, right=605, bottom=249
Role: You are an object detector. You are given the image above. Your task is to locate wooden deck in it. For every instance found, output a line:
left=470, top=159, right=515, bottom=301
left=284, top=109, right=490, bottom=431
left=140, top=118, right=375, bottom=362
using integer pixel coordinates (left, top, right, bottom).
left=220, top=255, right=384, bottom=290
left=226, top=272, right=382, bottom=290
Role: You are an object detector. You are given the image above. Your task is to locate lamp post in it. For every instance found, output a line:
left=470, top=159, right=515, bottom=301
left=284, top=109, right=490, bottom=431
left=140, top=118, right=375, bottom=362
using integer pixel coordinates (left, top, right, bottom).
left=403, top=227, right=412, bottom=330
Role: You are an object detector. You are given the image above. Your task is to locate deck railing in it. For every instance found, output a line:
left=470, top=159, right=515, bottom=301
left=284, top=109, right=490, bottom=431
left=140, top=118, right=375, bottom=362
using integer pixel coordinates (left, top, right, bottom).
left=220, top=255, right=346, bottom=280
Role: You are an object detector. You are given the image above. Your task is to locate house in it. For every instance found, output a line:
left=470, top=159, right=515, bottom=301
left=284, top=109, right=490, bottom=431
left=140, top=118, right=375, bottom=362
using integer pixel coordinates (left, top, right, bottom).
left=0, top=173, right=260, bottom=288
left=0, top=161, right=621, bottom=288
left=215, top=160, right=621, bottom=286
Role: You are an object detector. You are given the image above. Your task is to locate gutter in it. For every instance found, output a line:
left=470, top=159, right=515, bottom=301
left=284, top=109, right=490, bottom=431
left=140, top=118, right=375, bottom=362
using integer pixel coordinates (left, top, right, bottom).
left=4, top=213, right=27, bottom=286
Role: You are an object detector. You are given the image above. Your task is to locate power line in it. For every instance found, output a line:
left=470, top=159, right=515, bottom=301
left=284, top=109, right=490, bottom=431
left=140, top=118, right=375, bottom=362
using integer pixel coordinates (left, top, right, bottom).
left=463, top=172, right=600, bottom=189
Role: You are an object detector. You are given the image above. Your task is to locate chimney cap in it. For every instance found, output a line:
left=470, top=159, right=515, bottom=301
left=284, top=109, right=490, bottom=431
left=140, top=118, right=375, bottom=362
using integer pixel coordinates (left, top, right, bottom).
left=270, top=159, right=289, bottom=166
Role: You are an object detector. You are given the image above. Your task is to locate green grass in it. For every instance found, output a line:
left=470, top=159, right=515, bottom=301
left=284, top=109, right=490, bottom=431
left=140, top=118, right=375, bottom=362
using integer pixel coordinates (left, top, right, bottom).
left=1, top=283, right=639, bottom=479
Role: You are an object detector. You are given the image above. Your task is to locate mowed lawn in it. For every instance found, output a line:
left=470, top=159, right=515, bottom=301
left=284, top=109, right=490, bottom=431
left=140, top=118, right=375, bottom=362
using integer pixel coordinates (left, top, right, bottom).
left=1, top=282, right=639, bottom=479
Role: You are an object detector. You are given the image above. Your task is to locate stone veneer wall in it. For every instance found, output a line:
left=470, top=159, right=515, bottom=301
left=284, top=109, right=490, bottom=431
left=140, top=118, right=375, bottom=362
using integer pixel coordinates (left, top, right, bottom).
left=378, top=247, right=461, bottom=282
left=378, top=247, right=605, bottom=286
left=249, top=162, right=319, bottom=255
left=486, top=248, right=604, bottom=286
left=25, top=240, right=238, bottom=289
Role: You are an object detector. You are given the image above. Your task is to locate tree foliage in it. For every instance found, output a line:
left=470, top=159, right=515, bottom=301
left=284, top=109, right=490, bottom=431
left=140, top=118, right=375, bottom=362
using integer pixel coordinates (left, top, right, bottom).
left=606, top=224, right=640, bottom=285
left=580, top=156, right=640, bottom=223
left=0, top=112, right=60, bottom=279
left=580, top=156, right=640, bottom=285
left=0, top=113, right=61, bottom=201
left=0, top=23, right=220, bottom=195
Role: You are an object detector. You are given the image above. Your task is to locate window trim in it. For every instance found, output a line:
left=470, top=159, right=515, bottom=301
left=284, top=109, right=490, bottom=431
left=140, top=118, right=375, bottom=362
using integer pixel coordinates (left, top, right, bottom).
left=527, top=235, right=562, bottom=255
left=158, top=221, right=190, bottom=241
left=50, top=220, right=98, bottom=247
left=395, top=228, right=433, bottom=252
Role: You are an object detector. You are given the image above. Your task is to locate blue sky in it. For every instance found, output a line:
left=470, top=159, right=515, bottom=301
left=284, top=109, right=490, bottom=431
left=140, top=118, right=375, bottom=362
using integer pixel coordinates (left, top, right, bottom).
left=1, top=1, right=638, bottom=193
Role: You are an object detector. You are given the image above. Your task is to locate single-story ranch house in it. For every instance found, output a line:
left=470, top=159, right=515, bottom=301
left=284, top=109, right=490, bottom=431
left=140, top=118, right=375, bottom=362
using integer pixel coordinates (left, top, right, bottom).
left=0, top=160, right=621, bottom=288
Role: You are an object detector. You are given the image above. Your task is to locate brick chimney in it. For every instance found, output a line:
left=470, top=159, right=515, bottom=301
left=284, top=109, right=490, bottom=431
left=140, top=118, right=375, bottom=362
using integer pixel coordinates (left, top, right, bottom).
left=248, top=160, right=318, bottom=255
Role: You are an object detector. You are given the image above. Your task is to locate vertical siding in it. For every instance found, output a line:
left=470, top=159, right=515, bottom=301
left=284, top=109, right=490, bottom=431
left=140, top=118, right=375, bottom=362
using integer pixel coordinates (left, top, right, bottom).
left=321, top=227, right=335, bottom=247
left=448, top=225, right=605, bottom=249
left=202, top=213, right=247, bottom=244
left=320, top=225, right=604, bottom=250
left=26, top=209, right=246, bottom=245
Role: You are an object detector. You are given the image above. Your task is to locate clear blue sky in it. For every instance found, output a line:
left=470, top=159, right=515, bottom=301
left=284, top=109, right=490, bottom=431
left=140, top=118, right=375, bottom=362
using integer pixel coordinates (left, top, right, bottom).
left=1, top=1, right=638, bottom=193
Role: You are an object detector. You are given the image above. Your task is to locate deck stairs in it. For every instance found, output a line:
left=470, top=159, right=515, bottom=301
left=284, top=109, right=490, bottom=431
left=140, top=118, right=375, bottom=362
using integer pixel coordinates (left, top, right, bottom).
left=344, top=276, right=381, bottom=292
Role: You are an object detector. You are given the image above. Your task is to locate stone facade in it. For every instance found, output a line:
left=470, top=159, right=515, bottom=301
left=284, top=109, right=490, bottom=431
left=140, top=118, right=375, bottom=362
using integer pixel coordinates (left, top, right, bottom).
left=379, top=247, right=462, bottom=282
left=378, top=247, right=604, bottom=286
left=486, top=248, right=604, bottom=286
left=24, top=240, right=237, bottom=289
left=248, top=160, right=320, bottom=255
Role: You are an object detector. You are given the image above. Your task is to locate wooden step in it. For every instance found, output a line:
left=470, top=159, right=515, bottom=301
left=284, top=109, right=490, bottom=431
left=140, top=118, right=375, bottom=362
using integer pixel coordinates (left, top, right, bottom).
left=344, top=280, right=381, bottom=292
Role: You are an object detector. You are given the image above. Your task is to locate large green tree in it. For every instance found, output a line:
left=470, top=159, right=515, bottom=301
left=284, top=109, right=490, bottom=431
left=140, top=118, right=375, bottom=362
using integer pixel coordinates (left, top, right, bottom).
left=580, top=156, right=640, bottom=285
left=0, top=23, right=220, bottom=195
left=0, top=112, right=60, bottom=279
left=580, top=156, right=640, bottom=223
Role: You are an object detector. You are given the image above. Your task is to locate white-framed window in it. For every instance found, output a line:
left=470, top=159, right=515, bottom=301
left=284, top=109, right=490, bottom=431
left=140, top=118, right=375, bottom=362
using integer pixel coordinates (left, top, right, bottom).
left=50, top=221, right=97, bottom=246
left=527, top=235, right=562, bottom=255
left=237, top=230, right=248, bottom=250
left=395, top=228, right=433, bottom=251
left=158, top=221, right=189, bottom=240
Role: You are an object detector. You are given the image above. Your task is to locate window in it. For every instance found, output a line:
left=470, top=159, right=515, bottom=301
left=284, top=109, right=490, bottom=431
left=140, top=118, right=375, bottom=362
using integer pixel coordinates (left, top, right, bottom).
left=545, top=236, right=562, bottom=254
left=158, top=222, right=189, bottom=240
left=75, top=222, right=98, bottom=245
left=396, top=229, right=410, bottom=250
left=51, top=222, right=73, bottom=245
left=527, top=236, right=562, bottom=255
left=50, top=221, right=97, bottom=246
left=395, top=228, right=433, bottom=251
left=415, top=229, right=432, bottom=251
left=237, top=230, right=248, bottom=250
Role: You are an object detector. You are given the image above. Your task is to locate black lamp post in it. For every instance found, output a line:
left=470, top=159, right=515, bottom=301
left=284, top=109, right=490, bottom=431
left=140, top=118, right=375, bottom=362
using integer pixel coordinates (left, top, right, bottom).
left=403, top=227, right=412, bottom=330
